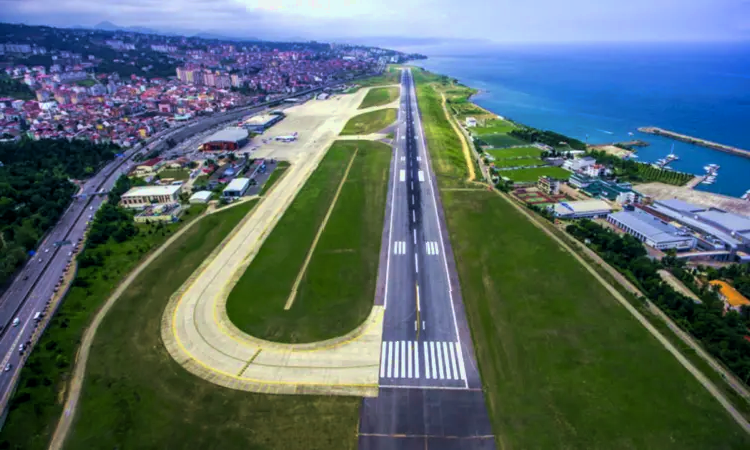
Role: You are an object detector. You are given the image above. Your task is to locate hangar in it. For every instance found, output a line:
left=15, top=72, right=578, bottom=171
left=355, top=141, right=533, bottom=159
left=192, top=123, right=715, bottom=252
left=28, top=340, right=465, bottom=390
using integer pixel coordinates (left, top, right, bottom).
left=241, top=112, right=285, bottom=133
left=200, top=128, right=249, bottom=152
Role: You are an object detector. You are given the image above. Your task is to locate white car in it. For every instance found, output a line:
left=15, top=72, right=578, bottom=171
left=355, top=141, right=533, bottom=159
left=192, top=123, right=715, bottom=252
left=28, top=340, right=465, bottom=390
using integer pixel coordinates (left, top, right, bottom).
left=4, top=364, right=11, bottom=372
left=12, top=317, right=20, bottom=327
left=44, top=248, right=49, bottom=253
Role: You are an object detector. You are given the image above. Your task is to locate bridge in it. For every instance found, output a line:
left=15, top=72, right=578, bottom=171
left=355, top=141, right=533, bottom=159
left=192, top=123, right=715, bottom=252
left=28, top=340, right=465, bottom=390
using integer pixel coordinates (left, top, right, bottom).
left=72, top=190, right=110, bottom=199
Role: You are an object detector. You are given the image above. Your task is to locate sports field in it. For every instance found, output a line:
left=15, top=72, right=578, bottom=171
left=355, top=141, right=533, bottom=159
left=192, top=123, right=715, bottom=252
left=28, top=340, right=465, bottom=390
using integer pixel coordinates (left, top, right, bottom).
left=413, top=71, right=750, bottom=448
left=157, top=169, right=189, bottom=181
left=502, top=166, right=571, bottom=182
left=340, top=108, right=397, bottom=135
left=471, top=118, right=516, bottom=135
left=487, top=146, right=543, bottom=159
left=226, top=140, right=390, bottom=343
left=491, top=157, right=544, bottom=169
left=359, top=86, right=399, bottom=109
left=54, top=201, right=362, bottom=449
left=480, top=133, right=528, bottom=148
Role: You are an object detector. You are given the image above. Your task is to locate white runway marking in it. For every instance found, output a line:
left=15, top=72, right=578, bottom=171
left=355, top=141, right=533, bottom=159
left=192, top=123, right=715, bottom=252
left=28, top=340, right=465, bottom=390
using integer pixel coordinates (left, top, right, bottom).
left=399, top=169, right=405, bottom=182
left=418, top=170, right=425, bottom=182
left=414, top=253, right=419, bottom=273
left=394, top=241, right=406, bottom=255
left=425, top=241, right=440, bottom=255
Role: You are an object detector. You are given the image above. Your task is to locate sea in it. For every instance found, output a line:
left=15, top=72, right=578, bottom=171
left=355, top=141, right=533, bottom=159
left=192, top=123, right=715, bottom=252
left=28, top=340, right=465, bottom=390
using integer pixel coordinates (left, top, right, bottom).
left=413, top=42, right=750, bottom=198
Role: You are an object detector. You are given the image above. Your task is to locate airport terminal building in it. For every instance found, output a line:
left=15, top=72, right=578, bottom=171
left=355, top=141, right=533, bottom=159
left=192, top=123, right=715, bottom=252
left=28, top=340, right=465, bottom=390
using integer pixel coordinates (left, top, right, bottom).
left=241, top=112, right=284, bottom=133
left=200, top=128, right=249, bottom=152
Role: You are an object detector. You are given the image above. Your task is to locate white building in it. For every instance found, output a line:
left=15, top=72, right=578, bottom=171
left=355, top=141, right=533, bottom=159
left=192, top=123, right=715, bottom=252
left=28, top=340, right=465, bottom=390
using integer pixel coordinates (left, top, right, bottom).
left=120, top=185, right=182, bottom=209
left=465, top=117, right=477, bottom=127
left=608, top=209, right=696, bottom=251
left=222, top=178, right=250, bottom=197
left=563, top=156, right=596, bottom=172
left=189, top=191, right=212, bottom=204
left=551, top=199, right=612, bottom=219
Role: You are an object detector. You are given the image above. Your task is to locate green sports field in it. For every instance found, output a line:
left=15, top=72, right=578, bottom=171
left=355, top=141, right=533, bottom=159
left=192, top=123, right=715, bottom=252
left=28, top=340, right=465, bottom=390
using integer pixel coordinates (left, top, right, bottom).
left=491, top=157, right=544, bottom=168
left=471, top=118, right=516, bottom=135
left=226, top=140, right=390, bottom=343
left=502, top=166, right=571, bottom=182
left=487, top=146, right=543, bottom=159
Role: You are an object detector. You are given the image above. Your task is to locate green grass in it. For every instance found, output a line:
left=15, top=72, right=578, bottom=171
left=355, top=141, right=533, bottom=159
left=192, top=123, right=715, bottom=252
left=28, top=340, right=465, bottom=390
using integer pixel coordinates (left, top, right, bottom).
left=226, top=140, right=390, bottom=343
left=75, top=79, right=96, bottom=87
left=0, top=206, right=205, bottom=450
left=491, top=157, right=544, bottom=168
left=487, top=146, right=543, bottom=159
left=502, top=166, right=572, bottom=182
left=258, top=161, right=290, bottom=196
left=471, top=118, right=516, bottom=135
left=346, top=71, right=400, bottom=92
left=479, top=133, right=529, bottom=148
left=414, top=74, right=750, bottom=448
left=359, top=86, right=400, bottom=109
left=60, top=201, right=361, bottom=449
left=340, top=108, right=397, bottom=135
left=157, top=169, right=189, bottom=181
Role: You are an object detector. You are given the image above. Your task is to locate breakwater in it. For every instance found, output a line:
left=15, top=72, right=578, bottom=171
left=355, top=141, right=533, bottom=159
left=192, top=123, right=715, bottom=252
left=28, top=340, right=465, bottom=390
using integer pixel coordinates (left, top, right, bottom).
left=638, top=127, right=750, bottom=159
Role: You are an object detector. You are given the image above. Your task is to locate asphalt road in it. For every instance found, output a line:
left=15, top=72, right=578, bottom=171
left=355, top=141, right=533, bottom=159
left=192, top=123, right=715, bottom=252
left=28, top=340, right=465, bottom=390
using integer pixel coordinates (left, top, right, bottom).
left=359, top=69, right=495, bottom=449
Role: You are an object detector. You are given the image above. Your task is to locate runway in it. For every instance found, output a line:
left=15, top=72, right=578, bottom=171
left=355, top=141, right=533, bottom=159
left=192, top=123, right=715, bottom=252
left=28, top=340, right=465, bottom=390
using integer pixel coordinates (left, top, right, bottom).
left=359, top=69, right=494, bottom=448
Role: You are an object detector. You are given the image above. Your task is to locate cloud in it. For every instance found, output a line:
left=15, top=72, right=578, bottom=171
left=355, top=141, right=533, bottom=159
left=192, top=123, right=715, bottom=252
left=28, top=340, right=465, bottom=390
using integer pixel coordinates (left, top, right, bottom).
left=0, top=0, right=745, bottom=44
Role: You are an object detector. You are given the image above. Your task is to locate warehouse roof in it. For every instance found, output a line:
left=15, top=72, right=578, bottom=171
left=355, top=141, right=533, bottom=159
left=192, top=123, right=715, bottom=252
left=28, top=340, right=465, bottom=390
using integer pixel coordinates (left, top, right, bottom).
left=202, top=127, right=248, bottom=144
left=697, top=210, right=750, bottom=232
left=243, top=114, right=281, bottom=126
left=609, top=209, right=693, bottom=244
left=657, top=199, right=706, bottom=214
left=709, top=280, right=750, bottom=307
left=553, top=199, right=612, bottom=215
left=223, top=177, right=250, bottom=192
left=121, top=185, right=181, bottom=198
left=189, top=191, right=212, bottom=202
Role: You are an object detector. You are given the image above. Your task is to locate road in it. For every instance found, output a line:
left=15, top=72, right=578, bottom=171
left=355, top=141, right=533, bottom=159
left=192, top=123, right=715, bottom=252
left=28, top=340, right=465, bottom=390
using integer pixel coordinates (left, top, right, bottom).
left=358, top=69, right=495, bottom=448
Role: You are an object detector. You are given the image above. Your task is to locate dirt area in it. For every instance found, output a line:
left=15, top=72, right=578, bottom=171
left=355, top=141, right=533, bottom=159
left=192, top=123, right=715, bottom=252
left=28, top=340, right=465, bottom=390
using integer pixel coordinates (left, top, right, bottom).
left=589, top=144, right=633, bottom=158
left=658, top=270, right=701, bottom=302
left=637, top=183, right=750, bottom=216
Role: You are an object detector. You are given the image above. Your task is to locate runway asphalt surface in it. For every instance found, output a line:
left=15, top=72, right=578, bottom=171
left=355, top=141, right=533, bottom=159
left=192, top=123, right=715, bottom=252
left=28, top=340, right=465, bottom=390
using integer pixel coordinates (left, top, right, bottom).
left=359, top=69, right=494, bottom=449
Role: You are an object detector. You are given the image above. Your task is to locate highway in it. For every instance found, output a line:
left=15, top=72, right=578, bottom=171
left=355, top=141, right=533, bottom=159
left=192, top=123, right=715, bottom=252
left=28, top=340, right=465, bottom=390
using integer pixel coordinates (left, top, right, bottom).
left=359, top=69, right=495, bottom=448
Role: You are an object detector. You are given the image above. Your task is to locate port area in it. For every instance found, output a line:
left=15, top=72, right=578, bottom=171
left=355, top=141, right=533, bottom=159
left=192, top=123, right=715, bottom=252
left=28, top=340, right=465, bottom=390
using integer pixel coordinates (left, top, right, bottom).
left=638, top=127, right=750, bottom=159
left=636, top=183, right=750, bottom=216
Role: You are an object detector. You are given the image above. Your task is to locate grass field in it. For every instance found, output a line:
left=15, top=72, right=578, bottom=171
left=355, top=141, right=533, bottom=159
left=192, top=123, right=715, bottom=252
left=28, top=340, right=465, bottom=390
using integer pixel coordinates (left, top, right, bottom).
left=491, top=157, right=544, bottom=169
left=346, top=69, right=400, bottom=92
left=259, top=161, right=290, bottom=196
left=479, top=133, right=529, bottom=148
left=57, top=201, right=362, bottom=449
left=359, top=86, right=399, bottom=109
left=157, top=169, right=189, bottom=181
left=487, top=146, right=543, bottom=159
left=340, top=108, right=397, bottom=135
left=414, top=71, right=750, bottom=448
left=226, top=140, right=390, bottom=343
left=502, top=166, right=572, bottom=182
left=471, top=118, right=516, bottom=135
left=0, top=207, right=205, bottom=449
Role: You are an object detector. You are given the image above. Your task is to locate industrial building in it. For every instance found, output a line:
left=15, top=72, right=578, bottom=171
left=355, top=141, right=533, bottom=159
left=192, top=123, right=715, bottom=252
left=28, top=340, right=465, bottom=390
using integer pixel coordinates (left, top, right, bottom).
left=189, top=191, right=212, bottom=204
left=709, top=280, right=750, bottom=311
left=538, top=176, right=561, bottom=195
left=200, top=128, right=249, bottom=152
left=648, top=199, right=750, bottom=259
left=550, top=199, right=612, bottom=219
left=223, top=178, right=251, bottom=197
left=607, top=208, right=696, bottom=251
left=583, top=180, right=641, bottom=205
left=120, top=185, right=182, bottom=209
left=241, top=112, right=284, bottom=133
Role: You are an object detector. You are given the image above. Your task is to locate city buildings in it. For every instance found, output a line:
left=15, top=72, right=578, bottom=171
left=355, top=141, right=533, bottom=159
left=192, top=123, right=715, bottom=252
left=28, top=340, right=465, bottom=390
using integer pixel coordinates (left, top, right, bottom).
left=538, top=176, right=561, bottom=195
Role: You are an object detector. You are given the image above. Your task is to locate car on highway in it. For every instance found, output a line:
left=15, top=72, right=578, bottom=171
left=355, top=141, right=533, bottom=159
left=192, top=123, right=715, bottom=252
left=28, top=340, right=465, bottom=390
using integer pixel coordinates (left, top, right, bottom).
left=44, top=248, right=49, bottom=253
left=4, top=364, right=11, bottom=373
left=18, top=344, right=24, bottom=354
left=12, top=317, right=20, bottom=327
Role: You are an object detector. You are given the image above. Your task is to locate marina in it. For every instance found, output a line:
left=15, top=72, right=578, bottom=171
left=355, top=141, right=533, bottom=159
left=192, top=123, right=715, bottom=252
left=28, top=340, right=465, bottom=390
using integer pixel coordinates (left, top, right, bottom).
left=638, top=126, right=750, bottom=160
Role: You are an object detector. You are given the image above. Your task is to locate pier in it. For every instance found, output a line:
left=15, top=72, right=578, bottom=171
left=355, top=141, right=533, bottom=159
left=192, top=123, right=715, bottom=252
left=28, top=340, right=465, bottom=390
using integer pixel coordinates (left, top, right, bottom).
left=638, top=127, right=750, bottom=159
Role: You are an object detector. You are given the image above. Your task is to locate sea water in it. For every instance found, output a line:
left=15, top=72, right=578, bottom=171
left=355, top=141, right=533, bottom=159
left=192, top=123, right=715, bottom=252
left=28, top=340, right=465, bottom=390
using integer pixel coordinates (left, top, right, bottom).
left=416, top=42, right=750, bottom=197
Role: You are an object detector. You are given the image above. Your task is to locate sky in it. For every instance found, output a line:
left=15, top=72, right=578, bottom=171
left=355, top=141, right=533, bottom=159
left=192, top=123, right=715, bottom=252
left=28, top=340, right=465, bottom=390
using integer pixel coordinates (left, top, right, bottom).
left=0, top=0, right=748, bottom=45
